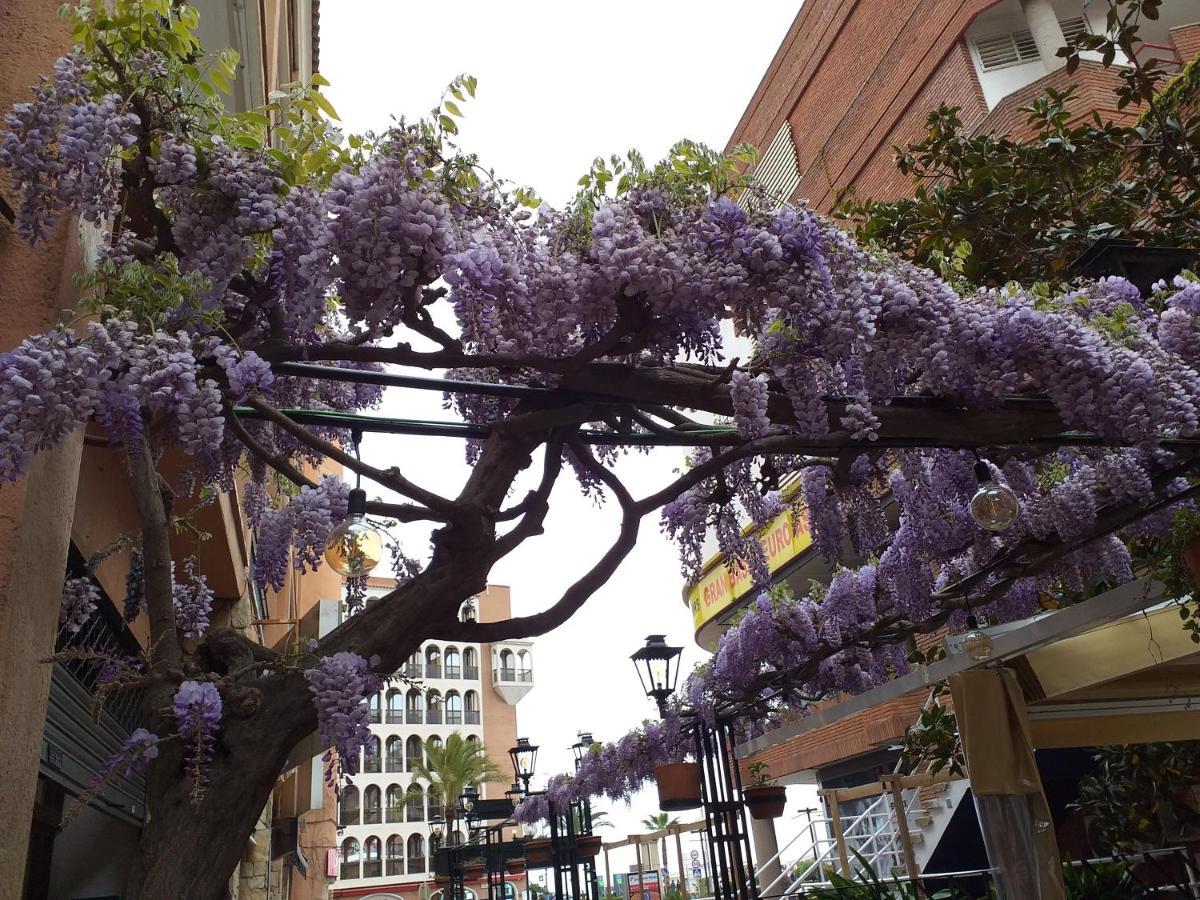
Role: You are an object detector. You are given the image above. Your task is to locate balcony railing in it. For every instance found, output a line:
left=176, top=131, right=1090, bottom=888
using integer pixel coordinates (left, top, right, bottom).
left=363, top=807, right=382, bottom=825
left=387, top=858, right=404, bottom=877
left=465, top=710, right=480, bottom=725
left=386, top=805, right=404, bottom=823
left=408, top=856, right=427, bottom=874
left=386, top=711, right=404, bottom=724
left=339, top=808, right=360, bottom=827
left=407, top=709, right=423, bottom=724
left=426, top=664, right=442, bottom=679
left=341, top=863, right=360, bottom=880
left=445, top=665, right=461, bottom=679
left=364, top=755, right=381, bottom=774
left=496, top=667, right=516, bottom=682
left=363, top=860, right=382, bottom=878
left=367, top=708, right=382, bottom=724
left=429, top=804, right=445, bottom=820
left=426, top=709, right=442, bottom=724
left=463, top=665, right=479, bottom=680
left=517, top=669, right=533, bottom=682
left=386, top=754, right=404, bottom=773
left=407, top=804, right=425, bottom=822
left=407, top=755, right=423, bottom=771
left=446, top=711, right=463, bottom=725
left=404, top=663, right=423, bottom=679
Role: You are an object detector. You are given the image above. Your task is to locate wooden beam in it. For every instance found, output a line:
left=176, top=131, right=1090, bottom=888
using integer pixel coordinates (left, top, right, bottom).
left=882, top=775, right=924, bottom=898
left=825, top=789, right=851, bottom=877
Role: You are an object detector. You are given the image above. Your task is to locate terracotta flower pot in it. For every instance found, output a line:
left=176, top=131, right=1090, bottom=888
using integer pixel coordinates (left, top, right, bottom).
left=576, top=834, right=604, bottom=858
left=506, top=858, right=527, bottom=873
left=524, top=838, right=553, bottom=868
left=1182, top=538, right=1200, bottom=588
left=463, top=862, right=487, bottom=880
left=655, top=762, right=703, bottom=811
left=743, top=784, right=787, bottom=820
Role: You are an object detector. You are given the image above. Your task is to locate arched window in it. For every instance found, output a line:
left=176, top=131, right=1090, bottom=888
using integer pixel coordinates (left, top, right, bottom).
left=428, top=785, right=445, bottom=820
left=425, top=645, right=442, bottom=678
left=407, top=834, right=427, bottom=874
left=363, top=784, right=382, bottom=825
left=363, top=836, right=383, bottom=878
left=406, top=783, right=425, bottom=822
left=445, top=691, right=462, bottom=725
left=517, top=650, right=532, bottom=682
left=386, top=736, right=403, bottom=772
left=406, top=735, right=424, bottom=771
left=460, top=599, right=477, bottom=622
left=405, top=650, right=423, bottom=679
left=427, top=690, right=443, bottom=725
left=498, top=649, right=515, bottom=681
left=451, top=829, right=465, bottom=847
left=386, top=784, right=405, bottom=823
left=366, top=691, right=382, bottom=724
left=466, top=734, right=479, bottom=744
left=464, top=690, right=480, bottom=725
left=386, top=689, right=404, bottom=724
left=387, top=835, right=405, bottom=877
left=341, top=837, right=361, bottom=879
left=428, top=734, right=443, bottom=751
left=339, top=785, right=360, bottom=827
left=444, top=647, right=461, bottom=679
left=363, top=735, right=382, bottom=774
left=463, top=647, right=478, bottom=680
left=406, top=688, right=424, bottom=725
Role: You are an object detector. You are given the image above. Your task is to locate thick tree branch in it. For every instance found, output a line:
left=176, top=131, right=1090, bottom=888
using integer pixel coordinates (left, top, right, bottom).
left=491, top=440, right=565, bottom=560
left=126, top=440, right=183, bottom=672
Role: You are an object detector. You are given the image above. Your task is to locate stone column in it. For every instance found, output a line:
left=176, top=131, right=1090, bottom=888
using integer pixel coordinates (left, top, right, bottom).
left=1019, top=0, right=1068, bottom=72
left=749, top=817, right=781, bottom=894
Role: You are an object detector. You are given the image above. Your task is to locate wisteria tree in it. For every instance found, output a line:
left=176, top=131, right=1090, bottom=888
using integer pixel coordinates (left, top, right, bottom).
left=4, top=1, right=1200, bottom=896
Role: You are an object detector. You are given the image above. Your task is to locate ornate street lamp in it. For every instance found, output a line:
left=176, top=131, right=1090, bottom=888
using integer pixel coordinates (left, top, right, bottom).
left=429, top=815, right=445, bottom=849
left=509, top=737, right=538, bottom=792
left=504, top=781, right=524, bottom=809
left=459, top=785, right=478, bottom=815
left=571, top=732, right=594, bottom=768
left=631, top=634, right=683, bottom=716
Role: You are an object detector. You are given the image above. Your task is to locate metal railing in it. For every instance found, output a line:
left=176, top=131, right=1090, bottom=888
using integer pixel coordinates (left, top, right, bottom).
left=339, top=808, right=360, bottom=827
left=496, top=667, right=516, bottom=681
left=426, top=664, right=442, bottom=679
left=427, top=709, right=442, bottom=724
left=363, top=860, right=382, bottom=878
left=408, top=856, right=427, bottom=874
left=465, top=710, right=480, bottom=725
left=363, top=755, right=381, bottom=774
left=404, top=663, right=423, bottom=678
left=446, top=710, right=463, bottom=725
left=407, top=709, right=423, bottom=724
left=445, top=665, right=461, bottom=679
left=386, top=805, right=404, bottom=823
left=387, top=858, right=404, bottom=876
left=340, top=863, right=360, bottom=880
left=407, top=803, right=425, bottom=822
left=386, top=754, right=404, bottom=772
left=386, top=711, right=404, bottom=724
left=407, top=754, right=423, bottom=771
left=464, top=665, right=480, bottom=680
left=517, top=669, right=533, bottom=682
left=363, top=807, right=382, bottom=825
left=367, top=708, right=381, bottom=724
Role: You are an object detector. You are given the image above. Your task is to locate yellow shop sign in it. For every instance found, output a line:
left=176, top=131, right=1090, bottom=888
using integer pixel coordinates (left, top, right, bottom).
left=686, top=504, right=813, bottom=631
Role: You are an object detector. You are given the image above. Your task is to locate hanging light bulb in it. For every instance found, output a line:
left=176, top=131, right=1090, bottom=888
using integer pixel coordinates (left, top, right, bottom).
left=324, top=487, right=383, bottom=577
left=969, top=460, right=1019, bottom=532
left=961, top=615, right=994, bottom=662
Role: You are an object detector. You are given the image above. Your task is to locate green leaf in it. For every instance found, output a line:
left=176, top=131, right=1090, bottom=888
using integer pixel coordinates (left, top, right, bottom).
left=312, top=90, right=340, bottom=121
left=311, top=72, right=330, bottom=87
left=209, top=68, right=231, bottom=94
left=438, top=114, right=458, bottom=134
left=444, top=100, right=462, bottom=117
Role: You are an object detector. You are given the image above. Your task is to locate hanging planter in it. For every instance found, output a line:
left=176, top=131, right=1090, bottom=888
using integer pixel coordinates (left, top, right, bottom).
left=655, top=762, right=702, bottom=811
left=463, top=861, right=487, bottom=880
left=524, top=838, right=553, bottom=868
left=576, top=835, right=604, bottom=858
left=506, top=857, right=527, bottom=874
left=742, top=784, right=787, bottom=820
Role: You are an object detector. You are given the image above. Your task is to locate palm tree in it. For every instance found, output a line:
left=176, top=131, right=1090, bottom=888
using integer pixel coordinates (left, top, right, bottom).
left=641, top=812, right=679, bottom=881
left=410, top=733, right=506, bottom=831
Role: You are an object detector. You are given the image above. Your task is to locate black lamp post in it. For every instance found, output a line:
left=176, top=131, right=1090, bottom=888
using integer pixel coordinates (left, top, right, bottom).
left=509, top=737, right=539, bottom=793
left=631, top=634, right=683, bottom=717
left=570, top=732, right=601, bottom=900
left=505, top=781, right=525, bottom=809
left=630, top=636, right=757, bottom=900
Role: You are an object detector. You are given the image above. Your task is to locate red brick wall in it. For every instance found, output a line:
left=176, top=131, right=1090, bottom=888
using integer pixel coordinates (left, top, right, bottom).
left=972, top=60, right=1137, bottom=138
left=1170, top=23, right=1200, bottom=65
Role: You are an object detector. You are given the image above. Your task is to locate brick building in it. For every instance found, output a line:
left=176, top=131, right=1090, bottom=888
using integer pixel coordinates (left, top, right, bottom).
left=727, top=0, right=1200, bottom=211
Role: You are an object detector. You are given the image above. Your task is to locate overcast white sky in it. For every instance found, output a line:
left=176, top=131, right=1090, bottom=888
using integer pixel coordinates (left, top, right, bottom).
left=320, top=1, right=808, bottom=881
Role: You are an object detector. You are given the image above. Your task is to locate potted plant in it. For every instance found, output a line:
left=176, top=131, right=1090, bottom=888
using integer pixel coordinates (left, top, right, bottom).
left=524, top=838, right=553, bottom=868
left=742, top=762, right=787, bottom=820
left=654, top=761, right=702, bottom=811
left=576, top=834, right=603, bottom=858
left=463, top=860, right=487, bottom=880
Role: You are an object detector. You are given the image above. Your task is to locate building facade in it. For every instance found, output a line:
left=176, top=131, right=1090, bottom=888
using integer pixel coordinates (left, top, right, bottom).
left=728, top=0, right=1200, bottom=211
left=332, top=582, right=533, bottom=900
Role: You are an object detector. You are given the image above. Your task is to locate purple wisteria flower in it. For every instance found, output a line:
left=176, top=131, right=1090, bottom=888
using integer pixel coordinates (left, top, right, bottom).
left=173, top=680, right=223, bottom=802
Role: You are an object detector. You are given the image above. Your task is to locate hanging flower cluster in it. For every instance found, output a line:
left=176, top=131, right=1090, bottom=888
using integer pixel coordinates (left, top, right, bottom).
left=60, top=577, right=99, bottom=633
left=303, top=651, right=382, bottom=783
left=173, top=680, right=223, bottom=803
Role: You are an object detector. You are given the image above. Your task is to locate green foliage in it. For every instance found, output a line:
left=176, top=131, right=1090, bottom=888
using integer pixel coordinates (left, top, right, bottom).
left=802, top=853, right=959, bottom=899
left=841, top=1, right=1200, bottom=286
left=1062, top=857, right=1152, bottom=900
left=898, top=682, right=964, bottom=779
left=77, top=256, right=216, bottom=331
left=409, top=733, right=506, bottom=812
left=1072, top=741, right=1200, bottom=853
left=747, top=761, right=775, bottom=787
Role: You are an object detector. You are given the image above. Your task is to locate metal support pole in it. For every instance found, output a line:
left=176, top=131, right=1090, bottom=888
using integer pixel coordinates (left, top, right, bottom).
left=635, top=840, right=645, bottom=900
left=674, top=826, right=688, bottom=900
left=604, top=848, right=611, bottom=899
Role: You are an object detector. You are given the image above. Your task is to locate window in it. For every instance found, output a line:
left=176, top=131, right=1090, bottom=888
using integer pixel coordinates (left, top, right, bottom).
left=517, top=650, right=532, bottom=683
left=973, top=29, right=1040, bottom=70
left=460, top=599, right=477, bottom=622
left=340, top=786, right=360, bottom=827
left=386, top=736, right=404, bottom=773
left=386, top=784, right=405, bottom=823
left=426, top=646, right=442, bottom=679
left=464, top=690, right=480, bottom=725
left=407, top=834, right=427, bottom=874
left=405, top=651, right=423, bottom=679
left=498, top=650, right=515, bottom=682
left=406, top=735, right=424, bottom=771
left=386, top=690, right=404, bottom=725
left=363, top=736, right=382, bottom=774
left=363, top=836, right=383, bottom=878
left=427, top=691, right=443, bottom=725
left=341, top=838, right=361, bottom=880
left=429, top=785, right=445, bottom=820
left=1059, top=16, right=1088, bottom=46
left=445, top=647, right=461, bottom=679
left=387, top=835, right=405, bottom=876
left=463, top=647, right=479, bottom=680
left=406, top=784, right=425, bottom=822
left=446, top=691, right=462, bottom=725
left=406, top=688, right=424, bottom=725
left=367, top=692, right=381, bottom=724
left=364, top=785, right=382, bottom=825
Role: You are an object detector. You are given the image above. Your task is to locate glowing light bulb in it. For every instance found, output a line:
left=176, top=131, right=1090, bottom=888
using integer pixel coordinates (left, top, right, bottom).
left=970, top=461, right=1019, bottom=531
left=324, top=488, right=383, bottom=577
left=962, top=615, right=994, bottom=662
